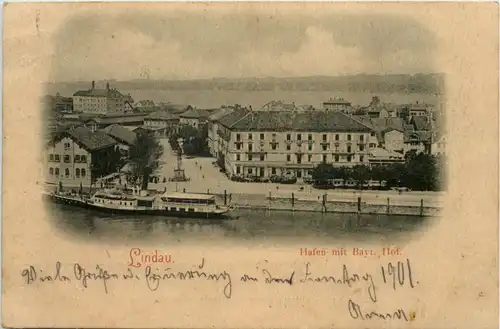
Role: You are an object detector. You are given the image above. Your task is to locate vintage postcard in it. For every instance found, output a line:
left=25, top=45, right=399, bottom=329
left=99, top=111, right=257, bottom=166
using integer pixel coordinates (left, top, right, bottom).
left=2, top=2, right=498, bottom=328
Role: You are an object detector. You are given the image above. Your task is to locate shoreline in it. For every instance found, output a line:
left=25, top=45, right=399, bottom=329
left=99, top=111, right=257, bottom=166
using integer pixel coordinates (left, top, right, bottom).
left=224, top=195, right=441, bottom=217
left=43, top=182, right=443, bottom=217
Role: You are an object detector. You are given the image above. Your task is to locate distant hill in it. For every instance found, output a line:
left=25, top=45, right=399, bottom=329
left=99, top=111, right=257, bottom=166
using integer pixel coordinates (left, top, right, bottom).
left=45, top=74, right=444, bottom=95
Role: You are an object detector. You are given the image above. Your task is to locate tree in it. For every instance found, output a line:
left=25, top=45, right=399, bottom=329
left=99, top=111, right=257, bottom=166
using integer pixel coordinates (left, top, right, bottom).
left=168, top=134, right=180, bottom=152
left=312, top=163, right=335, bottom=182
left=128, top=133, right=164, bottom=190
left=90, top=147, right=124, bottom=187
left=351, top=165, right=370, bottom=188
left=172, top=125, right=209, bottom=156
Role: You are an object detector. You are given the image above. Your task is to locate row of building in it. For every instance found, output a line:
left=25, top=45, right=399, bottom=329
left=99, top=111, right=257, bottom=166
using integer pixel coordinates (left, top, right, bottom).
left=44, top=81, right=446, bottom=184
left=206, top=106, right=446, bottom=180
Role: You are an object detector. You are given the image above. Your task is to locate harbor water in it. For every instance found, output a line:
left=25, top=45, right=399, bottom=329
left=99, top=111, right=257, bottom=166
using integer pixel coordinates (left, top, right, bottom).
left=45, top=201, right=433, bottom=246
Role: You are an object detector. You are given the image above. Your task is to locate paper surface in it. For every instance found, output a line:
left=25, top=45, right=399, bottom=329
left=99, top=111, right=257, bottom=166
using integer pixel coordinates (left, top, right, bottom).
left=2, top=3, right=498, bottom=328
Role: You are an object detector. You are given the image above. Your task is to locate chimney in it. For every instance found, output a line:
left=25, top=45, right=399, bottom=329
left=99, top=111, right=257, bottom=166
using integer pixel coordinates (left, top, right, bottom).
left=106, top=82, right=110, bottom=90
left=91, top=81, right=95, bottom=89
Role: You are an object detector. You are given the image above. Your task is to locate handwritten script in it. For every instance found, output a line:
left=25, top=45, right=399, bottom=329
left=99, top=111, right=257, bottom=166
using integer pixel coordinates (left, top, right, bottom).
left=21, top=258, right=418, bottom=322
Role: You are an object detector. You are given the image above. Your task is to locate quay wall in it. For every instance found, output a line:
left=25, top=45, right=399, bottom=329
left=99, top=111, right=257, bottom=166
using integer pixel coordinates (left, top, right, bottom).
left=216, top=193, right=441, bottom=217
left=44, top=184, right=442, bottom=217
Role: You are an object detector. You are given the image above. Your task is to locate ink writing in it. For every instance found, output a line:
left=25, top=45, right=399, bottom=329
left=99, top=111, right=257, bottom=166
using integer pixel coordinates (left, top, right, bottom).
left=20, top=258, right=418, bottom=323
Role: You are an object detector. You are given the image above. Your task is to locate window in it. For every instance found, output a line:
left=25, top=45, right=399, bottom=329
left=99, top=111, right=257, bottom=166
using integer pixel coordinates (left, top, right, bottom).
left=260, top=154, right=265, bottom=161
left=297, top=155, right=302, bottom=164
left=80, top=155, right=87, bottom=163
left=335, top=155, right=339, bottom=162
left=322, top=134, right=327, bottom=141
left=271, top=168, right=277, bottom=175
left=360, top=156, right=364, bottom=162
left=64, top=142, right=71, bottom=150
left=236, top=134, right=241, bottom=141
left=81, top=169, right=86, bottom=177
left=54, top=154, right=60, bottom=162
left=272, top=133, right=276, bottom=139
left=308, top=144, right=312, bottom=151
left=49, top=154, right=54, bottom=161
left=65, top=168, right=70, bottom=177
left=249, top=144, right=253, bottom=151
left=322, top=155, right=327, bottom=162
left=236, top=154, right=240, bottom=161
left=297, top=134, right=302, bottom=141
left=74, top=155, right=80, bottom=163
left=248, top=168, right=253, bottom=175
left=347, top=134, right=351, bottom=141
left=347, top=155, right=352, bottom=162
left=76, top=168, right=80, bottom=177
left=286, top=155, right=291, bottom=162
left=248, top=133, right=253, bottom=140
left=308, top=155, right=312, bottom=162
left=359, top=144, right=364, bottom=151
left=322, top=145, right=327, bottom=151
left=287, top=134, right=291, bottom=141
left=236, top=144, right=241, bottom=150
left=360, top=135, right=364, bottom=141
left=271, top=144, right=277, bottom=150
left=55, top=168, right=59, bottom=176
left=335, top=134, right=339, bottom=141
left=260, top=133, right=264, bottom=140
left=370, top=132, right=376, bottom=137
left=49, top=167, right=54, bottom=175
left=64, top=155, right=71, bottom=163
left=308, top=134, right=312, bottom=141
left=248, top=154, right=253, bottom=161
left=369, top=143, right=377, bottom=148
left=347, top=146, right=352, bottom=153
left=286, top=145, right=291, bottom=151
left=236, top=166, right=241, bottom=174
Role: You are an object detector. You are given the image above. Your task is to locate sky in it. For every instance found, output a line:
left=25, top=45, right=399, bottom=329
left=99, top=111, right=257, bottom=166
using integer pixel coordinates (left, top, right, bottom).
left=49, top=10, right=438, bottom=81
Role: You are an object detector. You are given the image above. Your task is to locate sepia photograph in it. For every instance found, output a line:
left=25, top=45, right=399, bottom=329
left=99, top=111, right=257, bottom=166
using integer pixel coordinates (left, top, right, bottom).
left=41, top=8, right=446, bottom=245
left=3, top=3, right=498, bottom=328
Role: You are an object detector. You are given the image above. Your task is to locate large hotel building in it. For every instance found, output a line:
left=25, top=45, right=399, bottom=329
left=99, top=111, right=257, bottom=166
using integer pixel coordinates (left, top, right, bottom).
left=210, top=109, right=400, bottom=179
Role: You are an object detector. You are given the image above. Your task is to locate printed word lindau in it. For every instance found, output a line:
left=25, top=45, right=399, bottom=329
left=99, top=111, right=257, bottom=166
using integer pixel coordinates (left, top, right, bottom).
left=129, top=248, right=173, bottom=268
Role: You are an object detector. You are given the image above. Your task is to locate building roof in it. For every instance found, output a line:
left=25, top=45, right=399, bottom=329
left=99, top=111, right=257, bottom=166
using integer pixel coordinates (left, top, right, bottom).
left=136, top=100, right=156, bottom=107
left=73, top=88, right=125, bottom=98
left=85, top=115, right=146, bottom=126
left=404, top=130, right=432, bottom=143
left=101, top=124, right=137, bottom=146
left=148, top=110, right=179, bottom=120
left=179, top=108, right=210, bottom=119
left=134, top=125, right=164, bottom=132
left=409, top=104, right=428, bottom=111
left=369, top=148, right=404, bottom=159
left=365, top=105, right=388, bottom=114
left=208, top=107, right=236, bottom=121
left=160, top=103, right=192, bottom=114
left=220, top=110, right=373, bottom=132
left=370, top=117, right=405, bottom=132
left=218, top=109, right=251, bottom=127
left=51, top=126, right=117, bottom=151
left=411, top=116, right=432, bottom=131
left=261, top=100, right=297, bottom=111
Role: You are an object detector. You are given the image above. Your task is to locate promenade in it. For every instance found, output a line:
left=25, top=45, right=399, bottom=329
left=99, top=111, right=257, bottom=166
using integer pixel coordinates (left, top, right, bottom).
left=154, top=139, right=445, bottom=211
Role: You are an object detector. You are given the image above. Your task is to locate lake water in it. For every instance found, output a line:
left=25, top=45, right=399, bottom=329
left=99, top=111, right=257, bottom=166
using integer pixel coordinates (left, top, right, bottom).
left=46, top=86, right=439, bottom=109
left=46, top=202, right=431, bottom=247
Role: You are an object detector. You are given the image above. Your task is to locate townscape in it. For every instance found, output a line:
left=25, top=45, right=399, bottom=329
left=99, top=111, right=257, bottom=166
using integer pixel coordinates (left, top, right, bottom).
left=42, top=79, right=446, bottom=217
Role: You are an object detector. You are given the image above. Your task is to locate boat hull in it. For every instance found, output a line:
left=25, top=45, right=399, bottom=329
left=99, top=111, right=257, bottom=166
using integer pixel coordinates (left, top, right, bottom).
left=44, top=193, right=231, bottom=219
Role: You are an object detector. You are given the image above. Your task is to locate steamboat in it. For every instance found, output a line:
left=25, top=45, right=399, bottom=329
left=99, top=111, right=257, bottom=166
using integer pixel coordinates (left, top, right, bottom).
left=44, top=188, right=231, bottom=219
